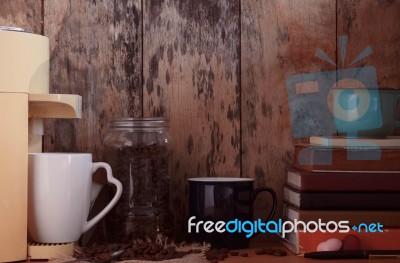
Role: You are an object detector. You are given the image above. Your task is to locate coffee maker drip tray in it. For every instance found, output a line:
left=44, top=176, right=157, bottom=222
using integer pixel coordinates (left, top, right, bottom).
left=28, top=242, right=74, bottom=260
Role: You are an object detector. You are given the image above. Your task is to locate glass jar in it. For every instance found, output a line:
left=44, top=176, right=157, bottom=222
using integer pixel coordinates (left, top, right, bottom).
left=104, top=118, right=172, bottom=241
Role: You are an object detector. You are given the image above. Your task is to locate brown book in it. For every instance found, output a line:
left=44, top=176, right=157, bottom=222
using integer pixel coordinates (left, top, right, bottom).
left=294, top=143, right=400, bottom=171
left=284, top=185, right=400, bottom=210
left=287, top=167, right=400, bottom=191
left=283, top=204, right=400, bottom=227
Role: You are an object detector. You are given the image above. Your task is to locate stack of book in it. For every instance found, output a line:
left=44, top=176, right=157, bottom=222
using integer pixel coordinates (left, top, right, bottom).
left=280, top=136, right=400, bottom=254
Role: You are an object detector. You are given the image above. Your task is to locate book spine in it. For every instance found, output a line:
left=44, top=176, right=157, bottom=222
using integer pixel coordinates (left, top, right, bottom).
left=309, top=136, right=400, bottom=148
left=288, top=169, right=400, bottom=191
left=283, top=205, right=400, bottom=227
left=284, top=187, right=400, bottom=210
left=294, top=145, right=400, bottom=171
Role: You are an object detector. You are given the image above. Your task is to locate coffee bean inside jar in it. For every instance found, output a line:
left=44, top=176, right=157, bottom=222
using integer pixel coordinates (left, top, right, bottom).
left=104, top=118, right=173, bottom=241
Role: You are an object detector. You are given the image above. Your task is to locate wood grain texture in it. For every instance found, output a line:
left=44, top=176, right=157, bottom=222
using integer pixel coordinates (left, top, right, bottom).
left=0, top=0, right=42, bottom=34
left=43, top=0, right=142, bottom=161
left=4, top=0, right=400, bottom=244
left=337, top=0, right=400, bottom=88
left=142, top=0, right=241, bottom=238
left=241, top=0, right=337, bottom=226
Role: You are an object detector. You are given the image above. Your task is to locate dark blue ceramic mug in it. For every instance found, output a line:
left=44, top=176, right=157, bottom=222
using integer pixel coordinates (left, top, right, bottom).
left=188, top=177, right=277, bottom=249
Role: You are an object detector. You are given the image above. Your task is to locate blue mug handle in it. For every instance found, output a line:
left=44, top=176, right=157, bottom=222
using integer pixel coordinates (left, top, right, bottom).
left=253, top=186, right=277, bottom=223
left=395, top=94, right=400, bottom=128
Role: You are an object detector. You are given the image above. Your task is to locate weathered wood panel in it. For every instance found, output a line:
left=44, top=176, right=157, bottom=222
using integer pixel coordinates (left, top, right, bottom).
left=0, top=0, right=42, bottom=34
left=5, top=0, right=400, bottom=244
left=43, top=0, right=142, bottom=162
left=337, top=0, right=400, bottom=88
left=143, top=0, right=241, bottom=239
left=241, top=0, right=337, bottom=232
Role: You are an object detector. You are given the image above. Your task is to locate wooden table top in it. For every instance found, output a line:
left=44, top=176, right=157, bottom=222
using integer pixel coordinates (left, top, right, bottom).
left=223, top=245, right=394, bottom=263
left=221, top=240, right=398, bottom=263
left=25, top=240, right=398, bottom=263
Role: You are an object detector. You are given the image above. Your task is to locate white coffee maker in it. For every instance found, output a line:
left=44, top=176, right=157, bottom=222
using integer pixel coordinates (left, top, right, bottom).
left=0, top=26, right=82, bottom=262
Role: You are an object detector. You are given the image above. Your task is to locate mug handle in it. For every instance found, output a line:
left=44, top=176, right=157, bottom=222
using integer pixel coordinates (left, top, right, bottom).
left=395, top=94, right=400, bottom=128
left=82, top=162, right=123, bottom=233
left=253, top=187, right=277, bottom=222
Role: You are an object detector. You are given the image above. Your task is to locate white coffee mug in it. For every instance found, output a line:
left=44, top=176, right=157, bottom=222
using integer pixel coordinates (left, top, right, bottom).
left=28, top=153, right=122, bottom=243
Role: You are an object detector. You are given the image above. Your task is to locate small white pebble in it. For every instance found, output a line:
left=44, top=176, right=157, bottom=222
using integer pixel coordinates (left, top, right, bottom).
left=317, top=238, right=342, bottom=251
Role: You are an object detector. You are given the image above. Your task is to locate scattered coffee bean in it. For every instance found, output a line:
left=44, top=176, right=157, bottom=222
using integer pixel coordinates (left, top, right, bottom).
left=255, top=248, right=267, bottom=255
left=217, top=254, right=226, bottom=260
left=265, top=248, right=274, bottom=255
left=204, top=246, right=288, bottom=262
left=74, top=240, right=195, bottom=262
left=240, top=252, right=248, bottom=257
left=205, top=248, right=229, bottom=261
left=206, top=254, right=217, bottom=260
left=272, top=248, right=287, bottom=256
left=220, top=248, right=229, bottom=254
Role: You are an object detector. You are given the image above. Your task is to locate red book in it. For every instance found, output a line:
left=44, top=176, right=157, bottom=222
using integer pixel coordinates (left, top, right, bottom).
left=294, top=143, right=400, bottom=172
left=280, top=228, right=400, bottom=254
left=286, top=167, right=400, bottom=191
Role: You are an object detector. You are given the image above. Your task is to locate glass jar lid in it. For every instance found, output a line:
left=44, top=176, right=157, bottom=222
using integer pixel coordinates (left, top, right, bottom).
left=0, top=26, right=33, bottom=33
left=109, top=117, right=169, bottom=130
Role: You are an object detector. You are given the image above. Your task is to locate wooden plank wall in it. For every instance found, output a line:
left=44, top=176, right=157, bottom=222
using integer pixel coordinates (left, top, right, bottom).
left=241, top=0, right=337, bottom=222
left=0, top=0, right=42, bottom=34
left=337, top=0, right=400, bottom=88
left=1, top=0, right=399, bottom=240
left=142, top=0, right=241, bottom=236
left=43, top=0, right=143, bottom=158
